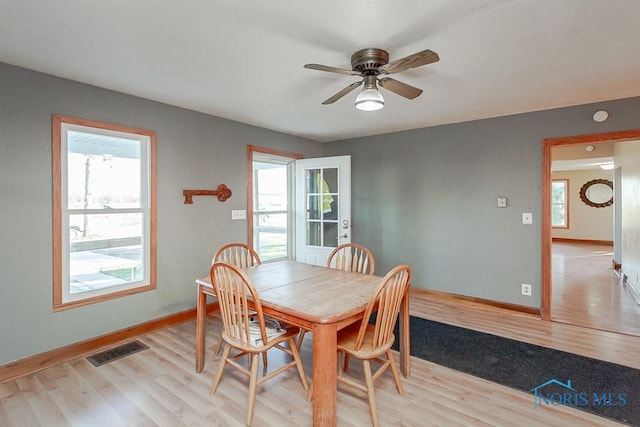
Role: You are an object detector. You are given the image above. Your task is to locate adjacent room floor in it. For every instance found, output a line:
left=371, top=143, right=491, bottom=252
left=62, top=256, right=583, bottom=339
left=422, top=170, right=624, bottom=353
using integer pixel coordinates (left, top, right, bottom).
left=552, top=241, right=640, bottom=336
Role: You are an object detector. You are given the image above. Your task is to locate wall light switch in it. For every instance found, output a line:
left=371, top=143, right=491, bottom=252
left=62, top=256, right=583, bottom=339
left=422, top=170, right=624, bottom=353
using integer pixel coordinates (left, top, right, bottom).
left=497, top=197, right=507, bottom=208
left=522, top=212, right=533, bottom=224
left=231, top=209, right=246, bottom=220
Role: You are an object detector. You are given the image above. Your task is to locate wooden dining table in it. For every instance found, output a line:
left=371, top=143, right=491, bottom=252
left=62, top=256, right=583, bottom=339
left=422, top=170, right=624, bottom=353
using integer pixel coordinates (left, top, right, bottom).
left=195, top=260, right=410, bottom=427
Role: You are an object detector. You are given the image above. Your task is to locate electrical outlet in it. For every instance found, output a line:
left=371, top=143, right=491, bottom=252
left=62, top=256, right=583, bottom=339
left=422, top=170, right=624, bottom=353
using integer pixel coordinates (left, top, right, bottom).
left=521, top=283, right=532, bottom=296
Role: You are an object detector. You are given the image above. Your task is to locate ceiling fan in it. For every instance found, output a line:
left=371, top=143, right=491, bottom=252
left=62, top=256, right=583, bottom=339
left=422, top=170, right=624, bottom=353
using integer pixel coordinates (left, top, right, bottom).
left=304, top=47, right=439, bottom=111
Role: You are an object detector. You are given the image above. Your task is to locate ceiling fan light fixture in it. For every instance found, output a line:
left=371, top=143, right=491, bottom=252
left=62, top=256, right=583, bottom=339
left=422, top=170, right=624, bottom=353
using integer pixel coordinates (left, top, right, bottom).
left=355, top=88, right=384, bottom=111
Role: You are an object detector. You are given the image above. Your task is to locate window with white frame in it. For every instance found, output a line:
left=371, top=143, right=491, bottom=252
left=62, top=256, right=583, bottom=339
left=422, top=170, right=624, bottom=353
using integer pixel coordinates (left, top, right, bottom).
left=551, top=179, right=569, bottom=228
left=248, top=146, right=301, bottom=262
left=52, top=115, right=156, bottom=310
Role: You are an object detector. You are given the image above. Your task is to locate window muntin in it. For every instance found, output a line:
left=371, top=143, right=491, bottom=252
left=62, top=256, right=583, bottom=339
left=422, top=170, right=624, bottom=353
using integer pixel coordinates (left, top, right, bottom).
left=53, top=115, right=156, bottom=310
left=551, top=179, right=569, bottom=228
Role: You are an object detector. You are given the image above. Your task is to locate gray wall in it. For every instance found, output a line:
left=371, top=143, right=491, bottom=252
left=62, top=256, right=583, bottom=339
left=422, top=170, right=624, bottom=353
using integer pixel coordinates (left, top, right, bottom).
left=0, top=63, right=323, bottom=365
left=325, top=96, right=640, bottom=307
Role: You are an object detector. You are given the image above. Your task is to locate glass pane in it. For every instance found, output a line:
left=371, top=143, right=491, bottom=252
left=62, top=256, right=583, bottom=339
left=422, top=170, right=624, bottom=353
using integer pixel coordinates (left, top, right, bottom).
left=254, top=212, right=288, bottom=261
left=255, top=164, right=287, bottom=212
left=69, top=213, right=143, bottom=294
left=307, top=221, right=321, bottom=246
left=307, top=195, right=321, bottom=220
left=323, top=168, right=338, bottom=193
left=323, top=222, right=338, bottom=247
left=252, top=159, right=290, bottom=261
left=67, top=131, right=141, bottom=209
left=551, top=181, right=566, bottom=203
left=306, top=169, right=321, bottom=194
left=551, top=204, right=566, bottom=227
left=324, top=193, right=337, bottom=221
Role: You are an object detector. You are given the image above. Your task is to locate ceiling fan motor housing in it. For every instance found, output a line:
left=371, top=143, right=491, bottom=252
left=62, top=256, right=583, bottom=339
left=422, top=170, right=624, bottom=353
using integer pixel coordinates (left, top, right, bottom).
left=351, top=48, right=389, bottom=74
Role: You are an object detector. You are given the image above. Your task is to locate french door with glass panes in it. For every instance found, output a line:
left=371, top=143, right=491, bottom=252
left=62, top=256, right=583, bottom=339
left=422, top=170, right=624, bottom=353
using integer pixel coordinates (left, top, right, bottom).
left=295, top=155, right=351, bottom=266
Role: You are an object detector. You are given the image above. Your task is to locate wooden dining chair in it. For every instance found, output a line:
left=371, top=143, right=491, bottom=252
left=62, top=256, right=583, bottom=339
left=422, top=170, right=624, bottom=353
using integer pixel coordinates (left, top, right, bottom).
left=213, top=242, right=262, bottom=269
left=209, top=262, right=309, bottom=426
left=327, top=242, right=375, bottom=275
left=297, top=242, right=376, bottom=348
left=335, top=264, right=411, bottom=427
left=211, top=243, right=262, bottom=358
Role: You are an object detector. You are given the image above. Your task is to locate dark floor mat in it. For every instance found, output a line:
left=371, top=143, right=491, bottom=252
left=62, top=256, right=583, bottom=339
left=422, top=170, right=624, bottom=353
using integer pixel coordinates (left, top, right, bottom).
left=392, top=316, right=639, bottom=426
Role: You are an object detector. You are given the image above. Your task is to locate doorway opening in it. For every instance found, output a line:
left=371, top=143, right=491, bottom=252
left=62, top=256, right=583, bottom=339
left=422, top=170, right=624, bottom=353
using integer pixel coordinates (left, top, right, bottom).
left=542, top=130, right=640, bottom=336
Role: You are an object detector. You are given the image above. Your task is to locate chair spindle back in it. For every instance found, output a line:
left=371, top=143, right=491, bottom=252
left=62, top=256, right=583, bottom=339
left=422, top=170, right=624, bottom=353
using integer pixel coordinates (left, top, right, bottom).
left=327, top=243, right=375, bottom=275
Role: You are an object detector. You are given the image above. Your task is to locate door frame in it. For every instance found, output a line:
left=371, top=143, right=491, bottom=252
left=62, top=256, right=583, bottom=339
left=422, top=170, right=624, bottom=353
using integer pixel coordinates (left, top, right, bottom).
left=247, top=145, right=303, bottom=254
left=541, top=129, right=640, bottom=321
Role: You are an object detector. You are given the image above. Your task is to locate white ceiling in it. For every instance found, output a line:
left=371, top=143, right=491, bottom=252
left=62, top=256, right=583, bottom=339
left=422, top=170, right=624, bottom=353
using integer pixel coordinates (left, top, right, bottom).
left=2, top=1, right=639, bottom=142
left=551, top=157, right=614, bottom=172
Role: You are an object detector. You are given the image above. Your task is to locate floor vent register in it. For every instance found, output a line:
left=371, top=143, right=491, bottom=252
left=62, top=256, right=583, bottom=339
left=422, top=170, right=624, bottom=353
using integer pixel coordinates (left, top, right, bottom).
left=86, top=340, right=149, bottom=367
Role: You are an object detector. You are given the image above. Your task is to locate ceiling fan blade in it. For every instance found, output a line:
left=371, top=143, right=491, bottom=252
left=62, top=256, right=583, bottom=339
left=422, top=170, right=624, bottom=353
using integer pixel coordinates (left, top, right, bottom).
left=379, top=49, right=439, bottom=75
left=304, top=63, right=362, bottom=76
left=378, top=77, right=423, bottom=99
left=321, top=80, right=363, bottom=105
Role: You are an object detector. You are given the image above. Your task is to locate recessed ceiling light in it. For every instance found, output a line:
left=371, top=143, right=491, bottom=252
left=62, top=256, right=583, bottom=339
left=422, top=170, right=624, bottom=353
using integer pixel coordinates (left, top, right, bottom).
left=593, top=110, right=608, bottom=122
left=585, top=145, right=595, bottom=152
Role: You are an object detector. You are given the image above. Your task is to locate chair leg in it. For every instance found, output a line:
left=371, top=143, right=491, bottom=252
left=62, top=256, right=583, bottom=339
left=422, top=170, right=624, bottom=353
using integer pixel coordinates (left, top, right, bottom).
left=288, top=337, right=309, bottom=391
left=306, top=381, right=313, bottom=402
left=386, top=349, right=405, bottom=395
left=296, top=330, right=307, bottom=349
left=247, top=351, right=268, bottom=374
left=246, top=353, right=260, bottom=426
left=343, top=353, right=351, bottom=373
left=213, top=334, right=223, bottom=356
left=210, top=344, right=231, bottom=395
left=362, top=359, right=379, bottom=427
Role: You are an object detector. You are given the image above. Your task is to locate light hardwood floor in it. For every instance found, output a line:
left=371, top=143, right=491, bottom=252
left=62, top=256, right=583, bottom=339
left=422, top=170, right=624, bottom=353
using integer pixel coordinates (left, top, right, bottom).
left=2, top=291, right=638, bottom=426
left=552, top=241, right=640, bottom=336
